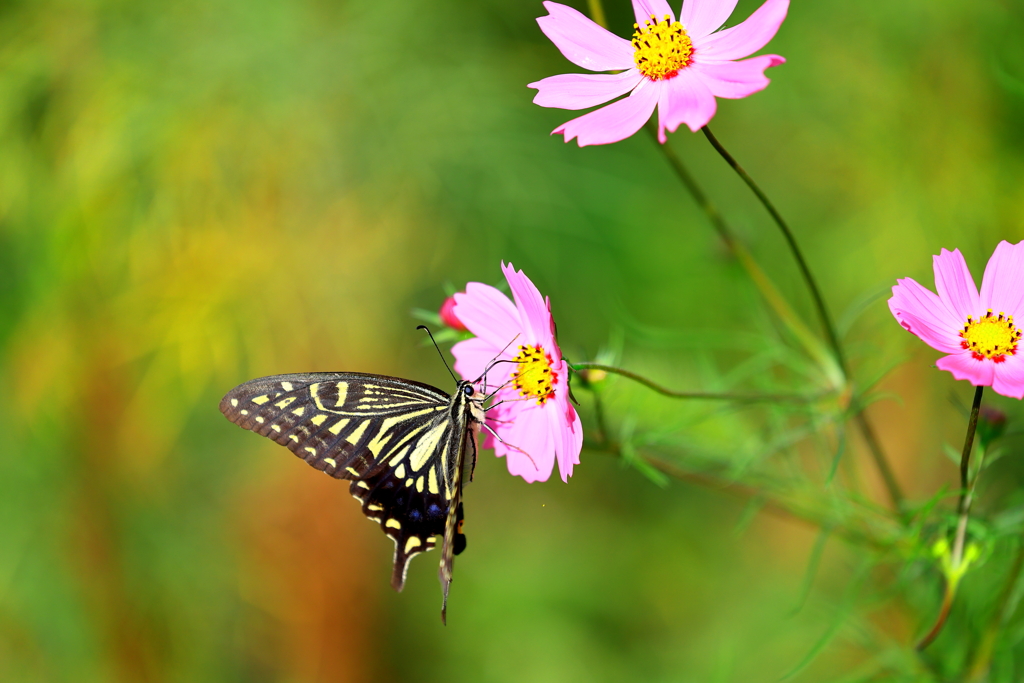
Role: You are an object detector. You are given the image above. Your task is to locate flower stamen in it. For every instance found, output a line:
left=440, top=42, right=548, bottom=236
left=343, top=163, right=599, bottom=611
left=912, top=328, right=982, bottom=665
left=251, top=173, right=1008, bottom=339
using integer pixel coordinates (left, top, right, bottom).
left=632, top=14, right=693, bottom=81
left=960, top=310, right=1022, bottom=362
left=511, top=344, right=557, bottom=405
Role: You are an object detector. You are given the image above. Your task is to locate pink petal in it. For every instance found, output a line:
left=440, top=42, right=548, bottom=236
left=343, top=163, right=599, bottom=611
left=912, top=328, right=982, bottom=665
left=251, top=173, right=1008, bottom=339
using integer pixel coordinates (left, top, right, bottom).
left=992, top=356, right=1024, bottom=399
left=553, top=79, right=660, bottom=146
left=932, top=248, right=980, bottom=321
left=693, top=0, right=788, bottom=62
left=529, top=70, right=644, bottom=111
left=888, top=278, right=963, bottom=354
left=633, top=0, right=676, bottom=27
left=680, top=0, right=738, bottom=41
left=691, top=54, right=783, bottom=98
left=537, top=1, right=635, bottom=72
left=553, top=396, right=583, bottom=481
left=500, top=405, right=556, bottom=483
left=936, top=352, right=996, bottom=387
left=452, top=336, right=511, bottom=392
left=502, top=262, right=554, bottom=349
left=980, top=241, right=1024, bottom=317
left=453, top=283, right=521, bottom=351
left=657, top=68, right=717, bottom=138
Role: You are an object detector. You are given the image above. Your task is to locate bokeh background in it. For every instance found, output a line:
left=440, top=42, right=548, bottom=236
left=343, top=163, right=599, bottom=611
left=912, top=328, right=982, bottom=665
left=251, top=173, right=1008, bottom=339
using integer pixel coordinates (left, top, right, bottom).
left=3, top=0, right=1024, bottom=680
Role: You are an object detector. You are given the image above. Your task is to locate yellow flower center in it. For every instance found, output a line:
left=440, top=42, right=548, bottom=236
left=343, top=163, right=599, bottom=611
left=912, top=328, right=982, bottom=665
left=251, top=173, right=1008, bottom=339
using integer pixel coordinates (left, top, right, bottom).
left=632, top=14, right=693, bottom=81
left=511, top=344, right=557, bottom=405
left=960, top=310, right=1021, bottom=362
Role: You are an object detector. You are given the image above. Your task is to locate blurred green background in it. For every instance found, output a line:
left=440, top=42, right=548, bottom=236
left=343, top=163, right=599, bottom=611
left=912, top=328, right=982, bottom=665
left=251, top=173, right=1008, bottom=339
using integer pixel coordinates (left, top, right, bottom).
left=3, top=0, right=1024, bottom=680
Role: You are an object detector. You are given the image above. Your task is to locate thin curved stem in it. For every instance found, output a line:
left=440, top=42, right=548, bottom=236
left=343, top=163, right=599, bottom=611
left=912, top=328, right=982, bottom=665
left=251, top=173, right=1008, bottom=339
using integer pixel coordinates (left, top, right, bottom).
left=953, top=386, right=984, bottom=567
left=916, top=585, right=954, bottom=651
left=699, top=124, right=905, bottom=512
left=701, top=125, right=844, bottom=370
left=649, top=126, right=832, bottom=372
left=916, top=385, right=984, bottom=651
left=581, top=0, right=904, bottom=513
left=572, top=362, right=813, bottom=403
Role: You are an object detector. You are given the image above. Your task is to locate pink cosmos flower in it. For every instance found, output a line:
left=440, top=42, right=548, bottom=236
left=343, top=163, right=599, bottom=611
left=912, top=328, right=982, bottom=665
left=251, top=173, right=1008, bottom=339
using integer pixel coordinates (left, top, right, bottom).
left=889, top=241, right=1024, bottom=399
left=451, top=263, right=583, bottom=482
left=528, top=0, right=788, bottom=146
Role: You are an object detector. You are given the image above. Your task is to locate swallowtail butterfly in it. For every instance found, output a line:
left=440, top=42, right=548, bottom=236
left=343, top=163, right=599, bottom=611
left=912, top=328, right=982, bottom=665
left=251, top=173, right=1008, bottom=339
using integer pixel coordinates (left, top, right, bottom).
left=220, top=369, right=485, bottom=623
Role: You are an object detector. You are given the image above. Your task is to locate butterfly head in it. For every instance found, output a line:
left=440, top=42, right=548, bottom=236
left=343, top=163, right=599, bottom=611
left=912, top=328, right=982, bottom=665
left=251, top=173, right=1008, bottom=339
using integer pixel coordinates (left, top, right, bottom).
left=455, top=379, right=487, bottom=425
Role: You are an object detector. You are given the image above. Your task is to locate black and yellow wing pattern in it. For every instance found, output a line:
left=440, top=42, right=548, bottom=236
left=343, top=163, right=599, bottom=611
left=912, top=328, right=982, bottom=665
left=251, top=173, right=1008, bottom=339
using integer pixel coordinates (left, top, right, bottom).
left=219, top=372, right=483, bottom=622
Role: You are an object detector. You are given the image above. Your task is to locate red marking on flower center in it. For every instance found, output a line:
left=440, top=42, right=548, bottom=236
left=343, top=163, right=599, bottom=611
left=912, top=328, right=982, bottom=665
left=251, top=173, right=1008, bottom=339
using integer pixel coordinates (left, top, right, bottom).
left=511, top=344, right=557, bottom=405
left=959, top=310, right=1021, bottom=362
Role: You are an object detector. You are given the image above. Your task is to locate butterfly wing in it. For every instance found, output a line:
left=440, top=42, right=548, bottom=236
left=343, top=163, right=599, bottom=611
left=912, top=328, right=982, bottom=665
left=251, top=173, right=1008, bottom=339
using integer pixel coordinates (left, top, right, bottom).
left=219, top=372, right=470, bottom=591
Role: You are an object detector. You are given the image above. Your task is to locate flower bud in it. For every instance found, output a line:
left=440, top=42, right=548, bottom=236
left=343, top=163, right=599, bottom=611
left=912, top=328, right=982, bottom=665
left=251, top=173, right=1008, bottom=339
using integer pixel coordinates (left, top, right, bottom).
left=439, top=296, right=467, bottom=331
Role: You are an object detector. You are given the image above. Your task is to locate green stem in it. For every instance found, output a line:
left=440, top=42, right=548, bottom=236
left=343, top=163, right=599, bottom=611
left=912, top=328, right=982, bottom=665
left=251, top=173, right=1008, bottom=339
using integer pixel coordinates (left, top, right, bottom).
left=648, top=127, right=834, bottom=376
left=916, top=385, right=984, bottom=651
left=953, top=386, right=985, bottom=567
left=700, top=125, right=844, bottom=371
left=572, top=362, right=812, bottom=403
left=916, top=584, right=954, bottom=651
left=582, top=0, right=904, bottom=514
left=699, top=125, right=905, bottom=512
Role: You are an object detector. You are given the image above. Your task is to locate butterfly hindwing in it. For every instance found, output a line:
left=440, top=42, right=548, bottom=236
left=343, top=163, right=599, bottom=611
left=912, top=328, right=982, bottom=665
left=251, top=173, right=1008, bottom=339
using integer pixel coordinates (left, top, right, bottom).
left=220, top=372, right=479, bottom=608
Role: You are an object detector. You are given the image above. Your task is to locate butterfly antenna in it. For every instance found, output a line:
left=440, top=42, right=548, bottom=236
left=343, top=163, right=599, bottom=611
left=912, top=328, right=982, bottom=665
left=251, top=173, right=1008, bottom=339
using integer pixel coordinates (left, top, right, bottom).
left=474, top=334, right=522, bottom=388
left=417, top=325, right=458, bottom=384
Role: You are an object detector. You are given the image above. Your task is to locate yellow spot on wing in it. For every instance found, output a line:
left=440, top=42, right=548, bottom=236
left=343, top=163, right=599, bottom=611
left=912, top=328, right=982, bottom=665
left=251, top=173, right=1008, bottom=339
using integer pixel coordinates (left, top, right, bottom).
left=255, top=416, right=265, bottom=423
left=367, top=409, right=435, bottom=457
left=394, top=463, right=406, bottom=479
left=416, top=477, right=424, bottom=492
left=404, top=537, right=421, bottom=553
left=324, top=458, right=337, bottom=468
left=335, top=381, right=349, bottom=408
left=311, top=414, right=326, bottom=427
left=281, top=381, right=294, bottom=391
left=368, top=504, right=383, bottom=512
left=367, top=430, right=392, bottom=457
left=240, top=410, right=249, bottom=415
left=289, top=435, right=299, bottom=443
left=409, top=422, right=448, bottom=472
left=345, top=420, right=369, bottom=446
left=230, top=398, right=238, bottom=407
left=345, top=467, right=359, bottom=476
left=428, top=467, right=439, bottom=495
left=329, top=418, right=350, bottom=435
left=357, top=481, right=370, bottom=489
left=386, top=519, right=401, bottom=529
left=291, top=406, right=305, bottom=417
left=304, top=447, right=316, bottom=455
left=252, top=395, right=270, bottom=405
left=272, top=425, right=281, bottom=432
left=387, top=445, right=410, bottom=466
left=275, top=396, right=296, bottom=409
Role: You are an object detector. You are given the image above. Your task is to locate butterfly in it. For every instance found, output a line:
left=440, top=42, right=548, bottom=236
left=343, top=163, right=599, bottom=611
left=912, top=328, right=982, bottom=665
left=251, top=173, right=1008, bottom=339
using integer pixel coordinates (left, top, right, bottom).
left=220, top=366, right=485, bottom=623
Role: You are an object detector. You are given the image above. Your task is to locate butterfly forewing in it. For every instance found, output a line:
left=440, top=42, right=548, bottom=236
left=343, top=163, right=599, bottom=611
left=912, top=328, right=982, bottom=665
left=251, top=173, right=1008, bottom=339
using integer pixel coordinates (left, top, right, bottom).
left=220, top=372, right=477, bottom=600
